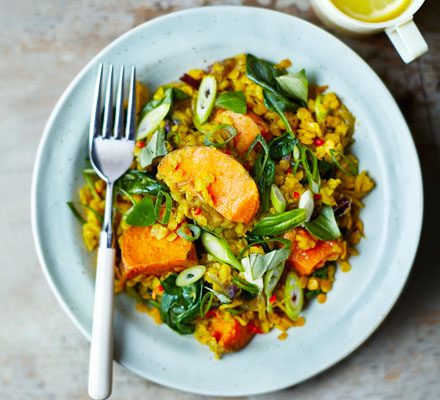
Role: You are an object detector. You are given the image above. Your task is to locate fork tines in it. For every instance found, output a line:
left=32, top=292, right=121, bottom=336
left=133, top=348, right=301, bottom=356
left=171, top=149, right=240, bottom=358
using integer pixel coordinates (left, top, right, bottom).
left=89, top=63, right=136, bottom=147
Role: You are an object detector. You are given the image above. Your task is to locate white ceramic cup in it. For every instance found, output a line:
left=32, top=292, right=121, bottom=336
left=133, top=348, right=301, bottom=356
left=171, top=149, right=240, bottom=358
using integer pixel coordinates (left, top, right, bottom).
left=311, top=0, right=428, bottom=63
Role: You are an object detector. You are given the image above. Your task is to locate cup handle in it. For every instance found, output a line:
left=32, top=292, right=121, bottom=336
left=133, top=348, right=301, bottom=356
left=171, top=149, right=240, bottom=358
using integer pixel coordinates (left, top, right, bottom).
left=385, top=18, right=428, bottom=63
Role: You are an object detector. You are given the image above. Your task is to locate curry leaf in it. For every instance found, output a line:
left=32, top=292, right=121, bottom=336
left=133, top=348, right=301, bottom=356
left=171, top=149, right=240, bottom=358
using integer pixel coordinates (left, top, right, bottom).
left=215, top=91, right=247, bottom=114
left=275, top=70, right=309, bottom=105
left=246, top=54, right=286, bottom=90
left=304, top=205, right=341, bottom=240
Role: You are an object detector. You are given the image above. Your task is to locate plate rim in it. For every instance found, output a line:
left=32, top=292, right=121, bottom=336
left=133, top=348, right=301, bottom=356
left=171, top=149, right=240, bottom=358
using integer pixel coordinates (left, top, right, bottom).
left=31, top=5, right=424, bottom=396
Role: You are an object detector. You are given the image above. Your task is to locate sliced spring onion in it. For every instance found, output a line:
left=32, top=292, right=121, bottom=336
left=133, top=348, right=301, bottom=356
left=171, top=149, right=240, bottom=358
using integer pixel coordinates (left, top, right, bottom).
left=293, top=145, right=300, bottom=162
left=82, top=168, right=97, bottom=175
left=304, top=205, right=341, bottom=241
left=329, top=149, right=359, bottom=176
left=206, top=287, right=232, bottom=304
left=284, top=271, right=304, bottom=321
left=203, top=124, right=238, bottom=148
left=83, top=171, right=99, bottom=198
left=67, top=202, right=86, bottom=224
left=81, top=203, right=104, bottom=224
left=176, top=265, right=206, bottom=287
left=251, top=208, right=306, bottom=237
left=148, top=299, right=161, bottom=309
left=200, top=291, right=215, bottom=317
left=232, top=276, right=259, bottom=295
left=298, top=189, right=314, bottom=222
left=300, top=145, right=321, bottom=193
left=201, top=231, right=243, bottom=271
left=177, top=223, right=201, bottom=242
left=241, top=257, right=264, bottom=294
left=264, top=261, right=286, bottom=311
left=314, top=95, right=328, bottom=123
left=270, top=184, right=286, bottom=213
left=137, top=89, right=173, bottom=140
left=154, top=190, right=172, bottom=225
left=244, top=134, right=269, bottom=181
left=238, top=237, right=291, bottom=259
left=194, top=75, right=217, bottom=125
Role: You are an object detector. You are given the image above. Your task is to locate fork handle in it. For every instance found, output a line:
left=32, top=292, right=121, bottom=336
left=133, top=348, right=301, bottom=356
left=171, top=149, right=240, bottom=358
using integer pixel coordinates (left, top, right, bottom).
left=88, top=247, right=116, bottom=400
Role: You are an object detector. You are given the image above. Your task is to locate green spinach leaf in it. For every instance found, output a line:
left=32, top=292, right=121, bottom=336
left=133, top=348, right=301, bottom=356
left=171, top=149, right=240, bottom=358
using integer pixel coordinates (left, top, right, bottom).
left=160, top=274, right=203, bottom=334
left=125, top=196, right=156, bottom=227
left=269, top=134, right=298, bottom=159
left=254, top=154, right=275, bottom=213
left=117, top=170, right=168, bottom=196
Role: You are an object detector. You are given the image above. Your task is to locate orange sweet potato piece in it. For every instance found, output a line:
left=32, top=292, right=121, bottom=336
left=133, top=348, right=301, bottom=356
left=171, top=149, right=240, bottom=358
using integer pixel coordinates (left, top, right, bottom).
left=209, top=316, right=255, bottom=353
left=120, top=226, right=198, bottom=279
left=157, top=146, right=259, bottom=223
left=284, top=229, right=344, bottom=276
left=214, top=110, right=271, bottom=154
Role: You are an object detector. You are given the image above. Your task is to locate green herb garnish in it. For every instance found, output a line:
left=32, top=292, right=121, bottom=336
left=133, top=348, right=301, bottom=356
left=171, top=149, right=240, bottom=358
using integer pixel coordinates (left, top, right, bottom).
left=304, top=205, right=341, bottom=241
left=251, top=208, right=307, bottom=236
left=215, top=90, right=247, bottom=114
left=160, top=274, right=203, bottom=334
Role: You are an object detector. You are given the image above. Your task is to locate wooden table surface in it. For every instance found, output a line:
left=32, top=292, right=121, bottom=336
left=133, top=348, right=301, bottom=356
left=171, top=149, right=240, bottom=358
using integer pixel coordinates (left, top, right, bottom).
left=1, top=1, right=439, bottom=399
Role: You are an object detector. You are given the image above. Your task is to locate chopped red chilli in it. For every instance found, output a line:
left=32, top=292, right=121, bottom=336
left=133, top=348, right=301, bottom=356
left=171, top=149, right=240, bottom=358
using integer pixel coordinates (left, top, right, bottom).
left=136, top=141, right=145, bottom=148
left=294, top=191, right=300, bottom=199
left=247, top=322, right=263, bottom=334
left=269, top=294, right=277, bottom=304
left=314, top=138, right=325, bottom=146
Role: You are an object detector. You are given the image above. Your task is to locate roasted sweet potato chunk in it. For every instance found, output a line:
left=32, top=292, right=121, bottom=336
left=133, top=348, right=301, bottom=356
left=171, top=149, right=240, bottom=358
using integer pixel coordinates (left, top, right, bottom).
left=209, top=315, right=255, bottom=353
left=157, top=146, right=260, bottom=223
left=120, top=226, right=198, bottom=279
left=214, top=110, right=271, bottom=154
left=284, top=229, right=344, bottom=276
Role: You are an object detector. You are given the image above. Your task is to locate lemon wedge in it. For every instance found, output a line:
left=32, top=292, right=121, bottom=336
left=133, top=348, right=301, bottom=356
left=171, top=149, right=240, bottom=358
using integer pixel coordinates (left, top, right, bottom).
left=331, top=0, right=412, bottom=23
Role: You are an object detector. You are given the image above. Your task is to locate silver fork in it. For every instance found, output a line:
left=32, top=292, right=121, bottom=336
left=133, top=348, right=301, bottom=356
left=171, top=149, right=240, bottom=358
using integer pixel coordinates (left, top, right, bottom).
left=88, top=63, right=136, bottom=400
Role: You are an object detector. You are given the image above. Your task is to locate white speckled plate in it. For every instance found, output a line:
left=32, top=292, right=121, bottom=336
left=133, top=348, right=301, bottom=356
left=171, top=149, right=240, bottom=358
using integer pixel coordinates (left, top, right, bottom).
left=31, top=6, right=423, bottom=396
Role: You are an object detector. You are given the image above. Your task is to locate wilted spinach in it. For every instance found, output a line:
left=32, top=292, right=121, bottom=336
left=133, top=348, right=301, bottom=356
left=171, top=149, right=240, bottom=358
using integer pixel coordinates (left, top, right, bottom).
left=125, top=196, right=156, bottom=226
left=117, top=170, right=168, bottom=196
left=254, top=154, right=275, bottom=213
left=160, top=274, right=203, bottom=335
left=269, top=134, right=298, bottom=159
